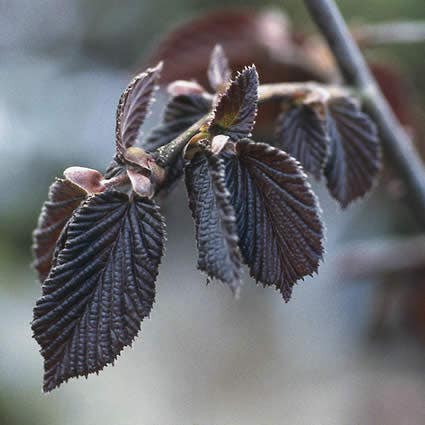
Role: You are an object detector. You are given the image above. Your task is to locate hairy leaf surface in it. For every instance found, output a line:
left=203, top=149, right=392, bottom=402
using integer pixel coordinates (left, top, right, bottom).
left=275, top=104, right=328, bottom=179
left=116, top=63, right=162, bottom=157
left=185, top=152, right=241, bottom=292
left=32, top=191, right=165, bottom=392
left=325, top=97, right=380, bottom=208
left=222, top=140, right=324, bottom=301
left=208, top=44, right=231, bottom=91
left=33, top=179, right=86, bottom=282
left=209, top=66, right=258, bottom=140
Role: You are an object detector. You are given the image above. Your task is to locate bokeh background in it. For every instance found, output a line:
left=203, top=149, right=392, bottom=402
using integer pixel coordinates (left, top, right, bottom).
left=1, top=0, right=425, bottom=424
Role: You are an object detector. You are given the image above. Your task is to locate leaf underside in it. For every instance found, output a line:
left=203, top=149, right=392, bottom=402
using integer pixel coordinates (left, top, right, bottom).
left=32, top=191, right=165, bottom=392
left=275, top=104, right=328, bottom=179
left=209, top=65, right=258, bottom=140
left=222, top=140, right=324, bottom=301
left=115, top=64, right=162, bottom=158
left=33, top=179, right=86, bottom=282
left=325, top=97, right=380, bottom=208
left=145, top=94, right=212, bottom=190
left=208, top=44, right=232, bottom=91
left=185, top=152, right=242, bottom=292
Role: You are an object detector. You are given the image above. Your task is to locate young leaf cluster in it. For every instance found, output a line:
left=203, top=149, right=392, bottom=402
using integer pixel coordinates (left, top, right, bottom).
left=31, top=45, right=380, bottom=392
left=274, top=89, right=380, bottom=207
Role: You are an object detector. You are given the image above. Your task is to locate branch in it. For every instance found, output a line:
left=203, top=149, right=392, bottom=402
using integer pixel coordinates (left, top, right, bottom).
left=258, top=81, right=346, bottom=101
left=155, top=116, right=209, bottom=167
left=304, top=0, right=425, bottom=227
left=354, top=21, right=425, bottom=47
left=334, top=235, right=425, bottom=280
left=154, top=81, right=346, bottom=167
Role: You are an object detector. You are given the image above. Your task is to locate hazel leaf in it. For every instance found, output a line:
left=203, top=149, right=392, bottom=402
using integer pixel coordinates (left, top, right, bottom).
left=185, top=151, right=242, bottom=293
left=208, top=44, right=232, bottom=91
left=325, top=97, right=381, bottom=208
left=209, top=65, right=258, bottom=140
left=275, top=104, right=328, bottom=179
left=115, top=63, right=162, bottom=158
left=32, top=191, right=165, bottom=392
left=32, top=179, right=86, bottom=283
left=222, top=140, right=324, bottom=301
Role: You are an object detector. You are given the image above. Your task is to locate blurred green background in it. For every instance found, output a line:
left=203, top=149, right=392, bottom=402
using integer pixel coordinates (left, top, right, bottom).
left=1, top=1, right=425, bottom=424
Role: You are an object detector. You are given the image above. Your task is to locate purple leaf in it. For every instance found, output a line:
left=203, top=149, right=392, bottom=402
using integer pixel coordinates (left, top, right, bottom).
left=32, top=191, right=165, bottom=392
left=208, top=44, right=232, bottom=91
left=222, top=140, right=324, bottom=301
left=275, top=104, right=328, bottom=179
left=325, top=97, right=381, bottom=208
left=209, top=65, right=258, bottom=140
left=115, top=63, right=162, bottom=158
left=33, top=179, right=86, bottom=283
left=185, top=151, right=242, bottom=293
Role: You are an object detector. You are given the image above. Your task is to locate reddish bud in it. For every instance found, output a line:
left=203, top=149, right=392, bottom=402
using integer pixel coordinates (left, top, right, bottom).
left=127, top=169, right=155, bottom=198
left=211, top=135, right=232, bottom=155
left=124, top=147, right=151, bottom=172
left=63, top=166, right=106, bottom=193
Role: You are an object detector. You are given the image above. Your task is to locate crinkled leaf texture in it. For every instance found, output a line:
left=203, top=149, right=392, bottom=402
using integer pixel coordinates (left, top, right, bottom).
left=32, top=191, right=165, bottom=392
left=209, top=66, right=258, bottom=140
left=145, top=94, right=212, bottom=190
left=275, top=104, right=328, bottom=179
left=222, top=140, right=324, bottom=301
left=325, top=97, right=380, bottom=208
left=33, top=179, right=86, bottom=282
left=208, top=44, right=231, bottom=91
left=185, top=152, right=241, bottom=293
left=115, top=63, right=162, bottom=158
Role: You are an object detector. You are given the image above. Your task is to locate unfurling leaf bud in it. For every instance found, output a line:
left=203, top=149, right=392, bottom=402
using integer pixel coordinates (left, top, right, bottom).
left=127, top=169, right=155, bottom=198
left=148, top=160, right=166, bottom=186
left=211, top=135, right=232, bottom=155
left=124, top=146, right=151, bottom=172
left=124, top=147, right=165, bottom=193
left=63, top=166, right=106, bottom=193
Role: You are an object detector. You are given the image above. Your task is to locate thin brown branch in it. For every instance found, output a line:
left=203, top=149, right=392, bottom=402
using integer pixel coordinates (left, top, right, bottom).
left=154, top=115, right=210, bottom=167
left=334, top=235, right=425, bottom=280
left=354, top=21, right=425, bottom=47
left=258, top=81, right=346, bottom=101
left=304, top=0, right=425, bottom=227
left=154, top=81, right=346, bottom=167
